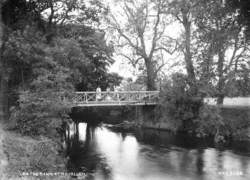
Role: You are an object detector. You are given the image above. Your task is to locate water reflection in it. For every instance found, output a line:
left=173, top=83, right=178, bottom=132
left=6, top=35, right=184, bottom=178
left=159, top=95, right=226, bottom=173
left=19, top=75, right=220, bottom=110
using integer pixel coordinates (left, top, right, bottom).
left=67, top=124, right=113, bottom=179
left=67, top=123, right=250, bottom=180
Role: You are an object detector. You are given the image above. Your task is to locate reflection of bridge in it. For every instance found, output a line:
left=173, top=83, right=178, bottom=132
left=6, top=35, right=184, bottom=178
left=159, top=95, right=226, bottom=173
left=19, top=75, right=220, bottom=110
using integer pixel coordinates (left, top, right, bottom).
left=73, top=91, right=159, bottom=107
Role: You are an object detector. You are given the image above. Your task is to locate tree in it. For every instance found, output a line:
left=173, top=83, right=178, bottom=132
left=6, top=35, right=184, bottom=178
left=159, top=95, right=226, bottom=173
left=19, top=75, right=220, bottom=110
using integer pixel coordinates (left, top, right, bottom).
left=0, top=0, right=121, bottom=135
left=106, top=0, right=177, bottom=90
left=59, top=24, right=121, bottom=91
left=225, top=62, right=250, bottom=96
left=0, top=0, right=48, bottom=119
left=105, top=72, right=123, bottom=90
left=227, top=0, right=250, bottom=41
left=9, top=31, right=76, bottom=136
left=195, top=0, right=249, bottom=103
left=1, top=0, right=118, bottom=93
left=167, top=0, right=249, bottom=102
left=0, top=1, right=4, bottom=119
left=0, top=0, right=10, bottom=120
left=168, top=0, right=199, bottom=95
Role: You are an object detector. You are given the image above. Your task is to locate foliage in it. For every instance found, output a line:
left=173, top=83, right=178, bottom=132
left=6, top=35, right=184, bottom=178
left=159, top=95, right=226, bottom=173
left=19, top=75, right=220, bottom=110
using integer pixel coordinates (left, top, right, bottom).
left=168, top=0, right=250, bottom=102
left=195, top=105, right=228, bottom=143
left=227, top=0, right=250, bottom=40
left=194, top=0, right=249, bottom=103
left=63, top=26, right=122, bottom=91
left=105, top=72, right=123, bottom=89
left=224, top=62, right=250, bottom=96
left=196, top=106, right=250, bottom=142
left=159, top=73, right=203, bottom=132
left=168, top=0, right=199, bottom=94
left=159, top=72, right=233, bottom=143
left=119, top=77, right=146, bottom=91
left=1, top=0, right=122, bottom=137
left=8, top=31, right=77, bottom=136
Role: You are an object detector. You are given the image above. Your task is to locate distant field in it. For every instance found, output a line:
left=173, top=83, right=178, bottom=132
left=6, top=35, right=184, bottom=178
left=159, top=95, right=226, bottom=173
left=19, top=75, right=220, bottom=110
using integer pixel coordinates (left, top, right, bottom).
left=204, top=97, right=250, bottom=107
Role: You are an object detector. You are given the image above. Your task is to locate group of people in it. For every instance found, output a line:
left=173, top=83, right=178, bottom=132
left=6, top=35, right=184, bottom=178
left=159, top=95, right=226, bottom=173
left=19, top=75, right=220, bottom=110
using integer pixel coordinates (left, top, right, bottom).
left=96, top=86, right=119, bottom=101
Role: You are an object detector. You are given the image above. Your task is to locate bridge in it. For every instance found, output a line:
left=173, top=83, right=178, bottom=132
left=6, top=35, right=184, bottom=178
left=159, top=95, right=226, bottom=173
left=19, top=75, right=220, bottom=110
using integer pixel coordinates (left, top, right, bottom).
left=72, top=91, right=159, bottom=107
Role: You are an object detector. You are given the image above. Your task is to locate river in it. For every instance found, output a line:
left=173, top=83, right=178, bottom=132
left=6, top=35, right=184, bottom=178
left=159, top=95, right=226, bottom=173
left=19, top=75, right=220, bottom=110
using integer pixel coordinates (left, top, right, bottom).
left=66, top=123, right=250, bottom=180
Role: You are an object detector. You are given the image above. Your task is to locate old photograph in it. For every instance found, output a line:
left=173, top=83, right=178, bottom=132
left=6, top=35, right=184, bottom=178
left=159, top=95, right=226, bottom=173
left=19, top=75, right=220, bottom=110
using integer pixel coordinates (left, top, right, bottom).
left=0, top=0, right=250, bottom=179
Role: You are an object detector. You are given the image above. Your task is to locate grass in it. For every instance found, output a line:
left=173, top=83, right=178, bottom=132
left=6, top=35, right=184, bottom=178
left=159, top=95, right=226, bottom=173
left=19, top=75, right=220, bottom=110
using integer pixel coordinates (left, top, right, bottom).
left=0, top=123, right=76, bottom=180
left=220, top=107, right=250, bottom=141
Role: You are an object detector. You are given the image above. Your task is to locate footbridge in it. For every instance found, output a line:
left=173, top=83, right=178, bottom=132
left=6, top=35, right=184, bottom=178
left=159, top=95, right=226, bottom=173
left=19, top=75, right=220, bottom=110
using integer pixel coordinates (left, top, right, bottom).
left=72, top=91, right=159, bottom=107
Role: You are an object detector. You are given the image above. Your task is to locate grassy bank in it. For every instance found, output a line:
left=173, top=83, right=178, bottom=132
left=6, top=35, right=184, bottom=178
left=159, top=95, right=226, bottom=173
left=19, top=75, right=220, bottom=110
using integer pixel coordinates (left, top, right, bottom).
left=0, top=123, right=76, bottom=180
left=220, top=106, right=250, bottom=141
left=0, top=124, right=9, bottom=180
left=140, top=103, right=250, bottom=143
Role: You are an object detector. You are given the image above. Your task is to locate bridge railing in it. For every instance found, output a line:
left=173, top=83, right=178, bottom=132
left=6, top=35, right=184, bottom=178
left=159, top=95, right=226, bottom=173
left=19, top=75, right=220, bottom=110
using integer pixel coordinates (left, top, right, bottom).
left=73, top=91, right=159, bottom=105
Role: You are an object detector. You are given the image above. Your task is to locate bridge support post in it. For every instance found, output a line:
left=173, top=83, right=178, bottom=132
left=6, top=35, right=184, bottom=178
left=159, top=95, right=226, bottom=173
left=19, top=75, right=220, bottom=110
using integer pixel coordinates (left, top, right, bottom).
left=135, top=106, right=143, bottom=126
left=73, top=122, right=79, bottom=140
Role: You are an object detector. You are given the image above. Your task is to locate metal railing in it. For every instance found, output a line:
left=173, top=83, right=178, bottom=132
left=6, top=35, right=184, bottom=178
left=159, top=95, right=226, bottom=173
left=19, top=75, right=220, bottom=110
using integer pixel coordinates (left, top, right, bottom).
left=73, top=91, right=159, bottom=106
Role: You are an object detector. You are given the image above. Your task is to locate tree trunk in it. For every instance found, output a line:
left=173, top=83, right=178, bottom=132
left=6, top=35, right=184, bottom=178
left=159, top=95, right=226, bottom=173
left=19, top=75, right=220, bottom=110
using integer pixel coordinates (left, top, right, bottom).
left=145, top=58, right=156, bottom=90
left=0, top=1, right=9, bottom=121
left=201, top=45, right=213, bottom=84
left=0, top=2, right=4, bottom=120
left=182, top=11, right=197, bottom=95
left=216, top=49, right=225, bottom=105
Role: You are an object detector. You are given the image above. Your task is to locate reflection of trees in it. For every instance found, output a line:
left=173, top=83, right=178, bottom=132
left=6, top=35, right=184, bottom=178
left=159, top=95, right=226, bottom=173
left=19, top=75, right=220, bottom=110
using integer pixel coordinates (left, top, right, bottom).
left=134, top=129, right=207, bottom=177
left=135, top=128, right=215, bottom=149
left=67, top=124, right=113, bottom=179
left=196, top=149, right=204, bottom=175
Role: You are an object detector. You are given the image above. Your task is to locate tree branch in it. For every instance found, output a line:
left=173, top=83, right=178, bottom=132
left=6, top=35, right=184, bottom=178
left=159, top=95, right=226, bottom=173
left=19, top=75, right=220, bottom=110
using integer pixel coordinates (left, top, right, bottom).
left=149, top=2, right=161, bottom=60
left=118, top=53, right=143, bottom=66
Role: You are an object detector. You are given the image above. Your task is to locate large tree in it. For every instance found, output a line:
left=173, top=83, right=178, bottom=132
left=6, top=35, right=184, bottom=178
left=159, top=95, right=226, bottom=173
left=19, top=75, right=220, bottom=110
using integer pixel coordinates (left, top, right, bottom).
left=168, top=0, right=249, bottom=102
left=106, top=0, right=177, bottom=90
left=195, top=0, right=249, bottom=103
left=168, top=0, right=199, bottom=95
left=0, top=0, right=7, bottom=120
left=0, top=0, right=121, bottom=125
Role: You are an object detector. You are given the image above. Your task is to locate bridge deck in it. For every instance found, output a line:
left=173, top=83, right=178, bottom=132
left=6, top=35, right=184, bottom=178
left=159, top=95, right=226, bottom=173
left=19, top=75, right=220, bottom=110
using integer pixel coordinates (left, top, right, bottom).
left=73, top=91, right=159, bottom=107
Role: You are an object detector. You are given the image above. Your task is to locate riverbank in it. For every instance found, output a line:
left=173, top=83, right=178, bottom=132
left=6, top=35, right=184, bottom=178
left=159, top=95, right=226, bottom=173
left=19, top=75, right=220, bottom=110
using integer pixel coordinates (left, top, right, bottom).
left=220, top=106, right=250, bottom=141
left=0, top=122, right=75, bottom=180
left=106, top=106, right=250, bottom=142
left=143, top=106, right=250, bottom=142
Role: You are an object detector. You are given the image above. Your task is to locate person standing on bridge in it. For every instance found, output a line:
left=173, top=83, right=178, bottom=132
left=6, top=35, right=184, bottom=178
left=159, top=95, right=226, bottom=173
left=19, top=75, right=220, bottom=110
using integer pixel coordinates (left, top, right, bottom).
left=105, top=87, right=112, bottom=101
left=96, top=86, right=102, bottom=101
left=114, top=87, right=119, bottom=101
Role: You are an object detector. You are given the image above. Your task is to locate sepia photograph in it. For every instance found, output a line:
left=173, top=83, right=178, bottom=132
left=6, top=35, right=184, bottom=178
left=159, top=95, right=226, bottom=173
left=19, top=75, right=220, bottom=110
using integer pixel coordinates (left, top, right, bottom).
left=0, top=0, right=250, bottom=179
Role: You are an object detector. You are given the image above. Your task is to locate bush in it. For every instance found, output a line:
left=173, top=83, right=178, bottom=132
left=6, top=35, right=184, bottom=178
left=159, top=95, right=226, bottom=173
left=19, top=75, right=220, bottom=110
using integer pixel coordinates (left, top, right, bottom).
left=159, top=73, right=203, bottom=132
left=10, top=90, right=72, bottom=138
left=9, top=57, right=75, bottom=138
left=8, top=36, right=78, bottom=138
left=159, top=73, right=229, bottom=143
left=195, top=105, right=229, bottom=143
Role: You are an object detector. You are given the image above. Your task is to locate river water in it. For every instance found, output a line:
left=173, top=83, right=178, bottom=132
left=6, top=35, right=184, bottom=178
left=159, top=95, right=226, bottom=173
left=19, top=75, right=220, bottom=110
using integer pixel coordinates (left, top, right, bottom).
left=66, top=123, right=250, bottom=180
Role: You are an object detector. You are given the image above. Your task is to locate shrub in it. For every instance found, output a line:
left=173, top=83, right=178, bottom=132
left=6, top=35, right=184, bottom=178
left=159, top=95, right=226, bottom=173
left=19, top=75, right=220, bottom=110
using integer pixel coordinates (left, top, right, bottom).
left=195, top=105, right=229, bottom=143
left=10, top=90, right=72, bottom=138
left=7, top=36, right=79, bottom=138
left=159, top=73, right=229, bottom=143
left=159, top=73, right=203, bottom=132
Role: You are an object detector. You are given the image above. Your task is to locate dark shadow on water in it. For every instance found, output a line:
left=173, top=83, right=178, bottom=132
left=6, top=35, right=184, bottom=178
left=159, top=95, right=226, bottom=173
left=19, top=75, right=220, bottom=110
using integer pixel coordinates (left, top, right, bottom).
left=134, top=128, right=214, bottom=149
left=66, top=123, right=113, bottom=179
